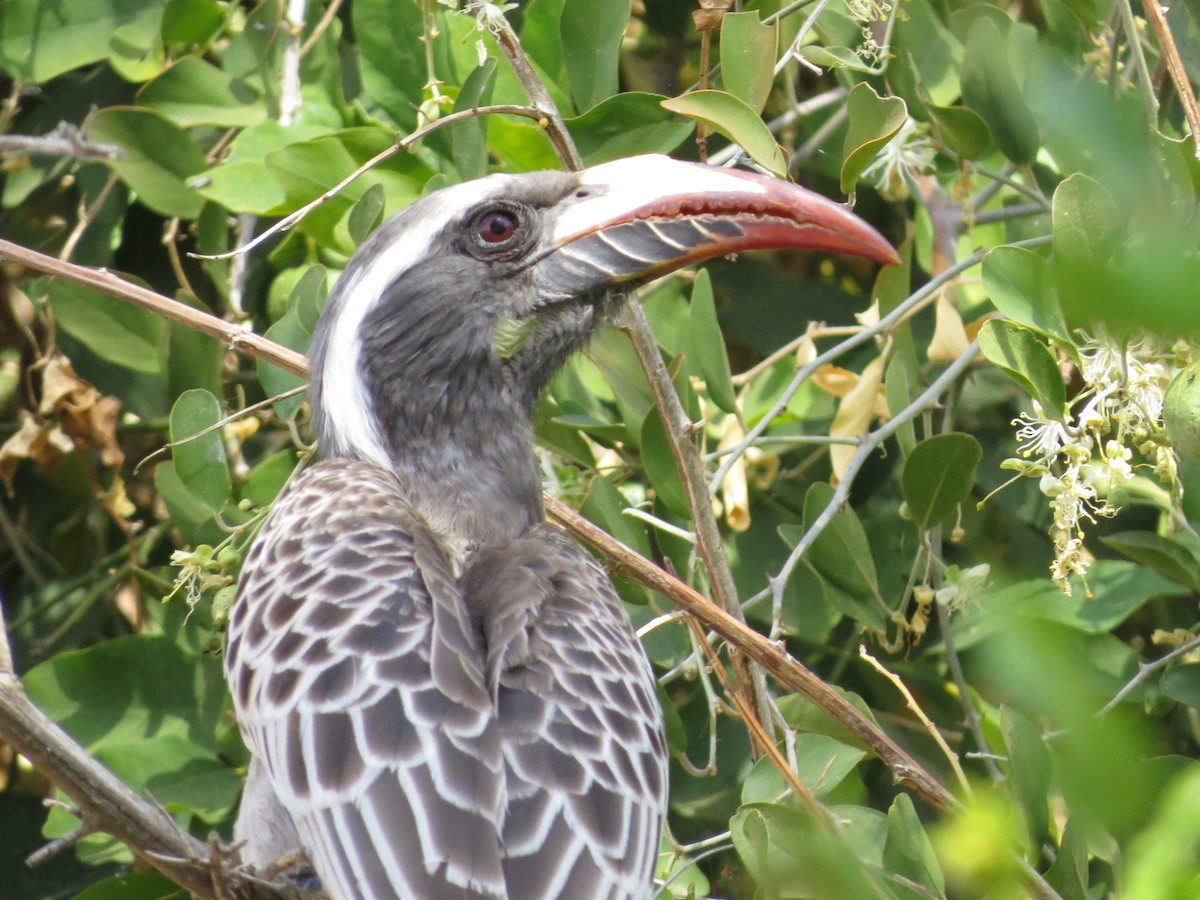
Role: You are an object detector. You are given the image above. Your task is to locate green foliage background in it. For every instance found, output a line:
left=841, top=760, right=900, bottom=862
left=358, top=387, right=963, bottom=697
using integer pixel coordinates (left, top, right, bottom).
left=2, top=0, right=1200, bottom=897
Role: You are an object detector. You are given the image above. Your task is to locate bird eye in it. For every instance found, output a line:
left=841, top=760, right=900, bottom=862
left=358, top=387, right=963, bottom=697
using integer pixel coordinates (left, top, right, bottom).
left=475, top=209, right=519, bottom=244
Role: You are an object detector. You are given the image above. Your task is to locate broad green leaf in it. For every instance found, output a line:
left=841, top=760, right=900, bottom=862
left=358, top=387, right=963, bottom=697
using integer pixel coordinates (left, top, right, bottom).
left=259, top=312, right=311, bottom=422
left=982, top=246, right=1066, bottom=341
left=640, top=409, right=690, bottom=516
left=661, top=90, right=788, bottom=177
left=688, top=270, right=737, bottom=415
left=978, top=319, right=1067, bottom=418
left=0, top=0, right=168, bottom=83
left=138, top=56, right=266, bottom=127
left=799, top=483, right=881, bottom=606
left=580, top=473, right=652, bottom=559
left=108, top=5, right=167, bottom=83
left=732, top=803, right=891, bottom=898
left=47, top=280, right=163, bottom=374
left=883, top=794, right=946, bottom=898
left=155, top=460, right=220, bottom=542
left=560, top=0, right=629, bottom=112
left=1044, top=817, right=1090, bottom=899
left=720, top=12, right=779, bottom=115
left=742, top=733, right=866, bottom=801
left=345, top=183, right=386, bottom=248
left=1100, top=531, right=1200, bottom=591
left=927, top=104, right=991, bottom=159
left=961, top=18, right=1039, bottom=164
left=1001, top=707, right=1053, bottom=853
left=241, top=448, right=300, bottom=509
left=161, top=0, right=225, bottom=46
left=196, top=159, right=287, bottom=214
left=451, top=60, right=498, bottom=181
left=952, top=561, right=1189, bottom=650
left=94, top=734, right=239, bottom=821
left=889, top=0, right=964, bottom=109
left=73, top=872, right=182, bottom=900
left=164, top=317, right=223, bottom=402
left=1053, top=174, right=1122, bottom=272
left=353, top=0, right=426, bottom=128
left=169, top=389, right=231, bottom=512
left=1160, top=664, right=1200, bottom=707
left=22, top=635, right=226, bottom=751
left=901, top=433, right=982, bottom=530
left=566, top=92, right=694, bottom=165
left=88, top=107, right=206, bottom=219
left=841, top=83, right=908, bottom=194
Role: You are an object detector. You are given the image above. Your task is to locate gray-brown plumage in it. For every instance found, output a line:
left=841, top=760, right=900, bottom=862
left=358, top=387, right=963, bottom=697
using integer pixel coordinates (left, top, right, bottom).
left=224, top=154, right=896, bottom=899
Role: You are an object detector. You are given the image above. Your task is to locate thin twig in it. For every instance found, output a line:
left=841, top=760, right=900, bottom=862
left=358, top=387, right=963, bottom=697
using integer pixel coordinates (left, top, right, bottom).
left=1099, top=633, right=1200, bottom=715
left=860, top=645, right=972, bottom=797
left=1142, top=0, right=1200, bottom=156
left=0, top=123, right=121, bottom=161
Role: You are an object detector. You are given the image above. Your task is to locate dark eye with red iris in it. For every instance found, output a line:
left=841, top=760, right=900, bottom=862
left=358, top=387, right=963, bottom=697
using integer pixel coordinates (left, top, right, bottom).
left=476, top=210, right=518, bottom=244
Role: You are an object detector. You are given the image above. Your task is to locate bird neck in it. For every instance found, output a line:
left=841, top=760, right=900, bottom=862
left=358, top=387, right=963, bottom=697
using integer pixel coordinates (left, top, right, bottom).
left=381, top=404, right=544, bottom=560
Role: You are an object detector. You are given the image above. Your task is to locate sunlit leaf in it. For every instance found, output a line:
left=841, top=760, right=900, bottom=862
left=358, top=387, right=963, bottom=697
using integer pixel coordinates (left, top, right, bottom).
left=978, top=319, right=1067, bottom=418
left=661, top=90, right=788, bottom=177
left=720, top=12, right=779, bottom=115
left=169, top=389, right=231, bottom=512
left=841, top=83, right=907, bottom=195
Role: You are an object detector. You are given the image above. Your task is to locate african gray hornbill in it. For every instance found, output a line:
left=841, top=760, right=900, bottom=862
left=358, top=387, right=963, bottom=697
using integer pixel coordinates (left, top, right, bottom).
left=224, top=154, right=896, bottom=899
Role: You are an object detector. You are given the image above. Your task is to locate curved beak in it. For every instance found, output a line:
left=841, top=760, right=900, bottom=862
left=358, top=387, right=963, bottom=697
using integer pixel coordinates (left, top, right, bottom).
left=536, top=154, right=897, bottom=294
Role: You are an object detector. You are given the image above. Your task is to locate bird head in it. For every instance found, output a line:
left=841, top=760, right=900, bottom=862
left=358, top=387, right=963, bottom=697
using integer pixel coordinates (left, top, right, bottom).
left=310, top=153, right=896, bottom=477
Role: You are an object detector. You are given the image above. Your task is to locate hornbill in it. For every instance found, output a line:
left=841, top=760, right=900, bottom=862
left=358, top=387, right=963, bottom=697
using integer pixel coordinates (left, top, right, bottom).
left=224, top=154, right=896, bottom=900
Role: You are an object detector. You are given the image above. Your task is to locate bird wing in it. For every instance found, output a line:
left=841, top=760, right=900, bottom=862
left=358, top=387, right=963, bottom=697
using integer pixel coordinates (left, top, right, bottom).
left=225, top=458, right=507, bottom=900
left=463, top=524, right=669, bottom=900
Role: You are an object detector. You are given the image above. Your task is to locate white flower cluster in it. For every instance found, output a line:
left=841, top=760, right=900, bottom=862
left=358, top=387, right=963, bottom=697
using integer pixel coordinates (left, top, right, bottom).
left=1007, top=333, right=1184, bottom=595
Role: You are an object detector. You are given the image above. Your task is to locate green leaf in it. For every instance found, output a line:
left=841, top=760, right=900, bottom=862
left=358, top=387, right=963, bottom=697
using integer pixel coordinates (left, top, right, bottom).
left=155, top=460, right=219, bottom=542
left=732, top=803, right=891, bottom=898
left=978, top=319, right=1067, bottom=418
left=47, top=280, right=163, bottom=374
left=883, top=794, right=946, bottom=898
left=0, top=0, right=168, bottom=83
left=164, top=317, right=223, bottom=402
left=566, top=92, right=694, bottom=165
left=1001, top=706, right=1053, bottom=852
left=798, top=483, right=881, bottom=606
left=688, top=270, right=737, bottom=415
left=108, top=6, right=167, bottom=83
left=1160, top=663, right=1200, bottom=707
left=720, top=12, right=779, bottom=115
left=22, top=635, right=225, bottom=751
left=560, top=0, right=629, bottom=112
left=982, top=246, right=1066, bottom=341
left=451, top=60, right=498, bottom=181
left=952, top=561, right=1190, bottom=650
left=161, top=0, right=225, bottom=46
left=960, top=18, right=1039, bottom=164
left=138, top=56, right=266, bottom=127
left=1100, top=531, right=1200, bottom=591
left=73, top=872, right=183, bottom=900
left=1053, top=174, right=1123, bottom=272
left=169, top=389, right=231, bottom=512
left=901, top=433, right=982, bottom=530
left=88, top=106, right=206, bottom=219
left=259, top=312, right=311, bottom=423
left=660, top=90, right=787, bottom=177
left=640, top=409, right=690, bottom=516
left=926, top=104, right=992, bottom=159
left=352, top=0, right=426, bottom=129
left=345, top=183, right=386, bottom=247
left=741, top=733, right=866, bottom=801
left=841, top=83, right=908, bottom=194
left=94, top=734, right=239, bottom=821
